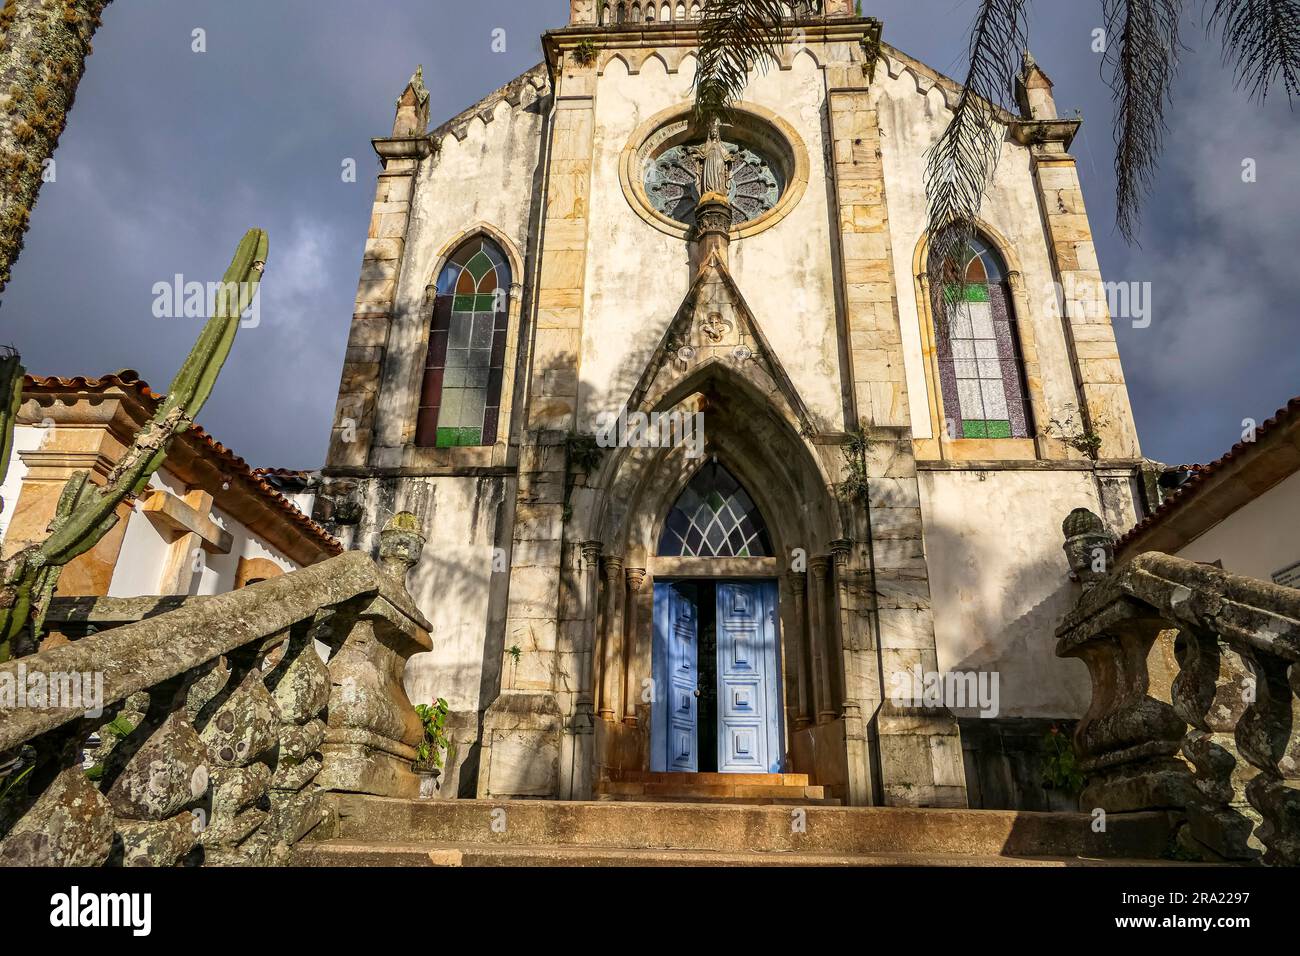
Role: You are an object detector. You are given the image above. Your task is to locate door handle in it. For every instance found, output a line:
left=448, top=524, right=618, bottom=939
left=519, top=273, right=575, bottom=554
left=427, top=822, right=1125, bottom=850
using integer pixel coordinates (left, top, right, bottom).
left=693, top=688, right=701, bottom=698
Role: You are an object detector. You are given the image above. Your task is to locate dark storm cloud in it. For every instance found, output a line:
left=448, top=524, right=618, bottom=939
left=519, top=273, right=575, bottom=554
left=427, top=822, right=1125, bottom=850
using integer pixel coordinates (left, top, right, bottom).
left=2, top=0, right=1295, bottom=468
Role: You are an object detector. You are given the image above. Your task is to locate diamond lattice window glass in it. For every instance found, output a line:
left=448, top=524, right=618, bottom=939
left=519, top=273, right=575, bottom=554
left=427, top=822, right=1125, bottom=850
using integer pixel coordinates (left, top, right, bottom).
left=658, top=462, right=774, bottom=557
left=415, top=236, right=511, bottom=448
left=935, top=237, right=1032, bottom=440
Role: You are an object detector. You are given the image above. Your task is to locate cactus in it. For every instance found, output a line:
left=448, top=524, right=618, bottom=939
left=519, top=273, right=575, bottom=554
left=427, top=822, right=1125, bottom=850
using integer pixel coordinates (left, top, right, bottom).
left=0, top=348, right=22, bottom=496
left=0, top=229, right=268, bottom=660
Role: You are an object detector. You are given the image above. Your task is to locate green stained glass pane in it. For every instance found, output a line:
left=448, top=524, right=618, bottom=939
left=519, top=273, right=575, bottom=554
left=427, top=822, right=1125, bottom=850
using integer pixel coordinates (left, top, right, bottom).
left=985, top=420, right=1012, bottom=438
left=707, top=490, right=725, bottom=512
left=962, top=420, right=988, bottom=438
left=453, top=294, right=476, bottom=312
left=943, top=283, right=991, bottom=304
left=465, top=251, right=494, bottom=283
left=474, top=293, right=498, bottom=311
left=436, top=426, right=482, bottom=447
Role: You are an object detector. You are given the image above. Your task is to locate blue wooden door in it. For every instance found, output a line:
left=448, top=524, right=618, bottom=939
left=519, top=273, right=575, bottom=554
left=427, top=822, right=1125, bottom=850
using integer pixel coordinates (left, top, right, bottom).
left=651, top=581, right=699, bottom=772
left=716, top=581, right=783, bottom=773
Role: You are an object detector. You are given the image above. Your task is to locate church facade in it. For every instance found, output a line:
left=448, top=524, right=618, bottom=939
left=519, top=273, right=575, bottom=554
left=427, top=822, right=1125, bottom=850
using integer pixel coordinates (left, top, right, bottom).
left=315, top=0, right=1147, bottom=807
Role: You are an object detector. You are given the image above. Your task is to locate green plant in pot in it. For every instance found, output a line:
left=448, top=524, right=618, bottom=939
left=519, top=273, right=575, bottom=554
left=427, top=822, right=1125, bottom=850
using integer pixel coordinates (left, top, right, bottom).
left=413, top=698, right=452, bottom=797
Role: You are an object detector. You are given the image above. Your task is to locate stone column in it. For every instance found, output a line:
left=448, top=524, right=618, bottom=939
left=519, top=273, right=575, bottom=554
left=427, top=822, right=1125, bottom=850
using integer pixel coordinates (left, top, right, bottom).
left=478, top=47, right=597, bottom=799
left=326, top=67, right=432, bottom=470
left=623, top=567, right=646, bottom=725
left=810, top=556, right=834, bottom=723
left=578, top=541, right=603, bottom=718
left=692, top=195, right=732, bottom=276
left=599, top=555, right=626, bottom=722
left=828, top=63, right=966, bottom=807
left=787, top=570, right=812, bottom=729
left=1010, top=58, right=1140, bottom=460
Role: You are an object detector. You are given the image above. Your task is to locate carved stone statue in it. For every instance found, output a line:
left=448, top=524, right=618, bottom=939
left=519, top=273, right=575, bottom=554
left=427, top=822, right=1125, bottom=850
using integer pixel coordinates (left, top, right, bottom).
left=685, top=117, right=739, bottom=200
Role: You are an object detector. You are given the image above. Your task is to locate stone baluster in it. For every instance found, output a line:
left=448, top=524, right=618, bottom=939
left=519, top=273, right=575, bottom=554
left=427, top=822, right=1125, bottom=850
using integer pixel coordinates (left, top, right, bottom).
left=623, top=567, right=647, bottom=725
left=1236, top=644, right=1300, bottom=867
left=198, top=638, right=281, bottom=865
left=264, top=619, right=332, bottom=861
left=598, top=555, right=626, bottom=722
left=104, top=674, right=210, bottom=866
left=787, top=570, right=812, bottom=729
left=1171, top=625, right=1261, bottom=860
left=1055, top=596, right=1195, bottom=812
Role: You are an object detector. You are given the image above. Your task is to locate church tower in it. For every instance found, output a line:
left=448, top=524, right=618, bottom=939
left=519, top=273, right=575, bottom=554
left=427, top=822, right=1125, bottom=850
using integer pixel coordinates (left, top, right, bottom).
left=318, top=2, right=1143, bottom=809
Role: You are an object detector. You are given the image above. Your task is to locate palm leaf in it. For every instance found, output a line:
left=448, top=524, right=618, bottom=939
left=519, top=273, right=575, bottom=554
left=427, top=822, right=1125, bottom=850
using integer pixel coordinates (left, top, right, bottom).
left=1207, top=0, right=1300, bottom=103
left=922, top=0, right=1027, bottom=281
left=693, top=0, right=790, bottom=119
left=1102, top=0, right=1186, bottom=242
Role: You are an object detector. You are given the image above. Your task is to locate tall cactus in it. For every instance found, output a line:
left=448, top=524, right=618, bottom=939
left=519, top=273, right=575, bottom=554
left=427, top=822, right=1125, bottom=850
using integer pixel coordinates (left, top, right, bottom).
left=0, top=349, right=23, bottom=496
left=0, top=229, right=268, bottom=661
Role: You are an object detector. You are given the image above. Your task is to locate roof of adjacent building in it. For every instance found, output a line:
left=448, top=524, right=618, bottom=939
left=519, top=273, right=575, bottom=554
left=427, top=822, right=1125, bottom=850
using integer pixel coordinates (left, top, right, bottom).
left=1117, top=395, right=1300, bottom=557
left=20, top=372, right=342, bottom=559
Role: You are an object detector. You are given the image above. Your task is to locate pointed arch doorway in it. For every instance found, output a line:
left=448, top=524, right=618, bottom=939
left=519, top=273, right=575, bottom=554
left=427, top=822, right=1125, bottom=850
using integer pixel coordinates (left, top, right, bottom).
left=650, top=461, right=784, bottom=774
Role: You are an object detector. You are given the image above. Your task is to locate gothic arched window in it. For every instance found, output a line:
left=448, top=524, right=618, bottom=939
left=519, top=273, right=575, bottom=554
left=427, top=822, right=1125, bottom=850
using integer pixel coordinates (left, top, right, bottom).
left=934, top=236, right=1032, bottom=440
left=415, top=235, right=511, bottom=447
left=658, top=461, right=773, bottom=557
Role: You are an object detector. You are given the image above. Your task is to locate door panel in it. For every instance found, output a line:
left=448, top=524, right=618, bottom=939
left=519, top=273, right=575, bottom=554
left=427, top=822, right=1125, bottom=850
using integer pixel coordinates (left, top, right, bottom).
left=651, top=581, right=699, bottom=772
left=716, top=581, right=782, bottom=773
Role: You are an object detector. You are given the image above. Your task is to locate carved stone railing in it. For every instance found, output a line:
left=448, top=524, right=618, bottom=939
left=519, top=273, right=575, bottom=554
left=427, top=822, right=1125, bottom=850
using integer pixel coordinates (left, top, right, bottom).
left=0, top=514, right=431, bottom=866
left=1056, top=549, right=1299, bottom=865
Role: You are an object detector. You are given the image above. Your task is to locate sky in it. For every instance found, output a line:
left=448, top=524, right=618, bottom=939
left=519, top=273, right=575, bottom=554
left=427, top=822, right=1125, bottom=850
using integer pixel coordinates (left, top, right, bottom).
left=2, top=0, right=1296, bottom=469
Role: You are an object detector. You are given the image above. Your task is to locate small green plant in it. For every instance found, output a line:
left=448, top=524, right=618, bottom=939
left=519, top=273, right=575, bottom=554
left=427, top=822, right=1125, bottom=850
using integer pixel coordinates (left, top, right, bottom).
left=507, top=644, right=522, bottom=666
left=1041, top=404, right=1107, bottom=461
left=1041, top=723, right=1084, bottom=795
left=838, top=427, right=870, bottom=505
left=413, top=698, right=451, bottom=770
left=562, top=432, right=605, bottom=525
left=572, top=40, right=598, bottom=66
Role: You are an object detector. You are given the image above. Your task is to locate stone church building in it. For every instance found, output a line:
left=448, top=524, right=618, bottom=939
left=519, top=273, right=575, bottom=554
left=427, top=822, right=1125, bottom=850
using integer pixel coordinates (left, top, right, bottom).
left=315, top=0, right=1146, bottom=808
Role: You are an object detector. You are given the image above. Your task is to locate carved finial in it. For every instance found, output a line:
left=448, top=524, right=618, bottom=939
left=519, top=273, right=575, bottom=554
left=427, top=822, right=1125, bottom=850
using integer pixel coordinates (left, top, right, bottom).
left=393, top=66, right=431, bottom=136
left=379, top=511, right=425, bottom=583
left=1062, top=507, right=1115, bottom=589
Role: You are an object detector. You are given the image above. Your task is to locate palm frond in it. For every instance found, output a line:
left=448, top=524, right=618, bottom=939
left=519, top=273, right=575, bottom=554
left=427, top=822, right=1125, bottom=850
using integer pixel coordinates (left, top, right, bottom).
left=693, top=0, right=790, bottom=119
left=922, top=0, right=1028, bottom=281
left=1102, top=0, right=1186, bottom=242
left=1207, top=0, right=1300, bottom=103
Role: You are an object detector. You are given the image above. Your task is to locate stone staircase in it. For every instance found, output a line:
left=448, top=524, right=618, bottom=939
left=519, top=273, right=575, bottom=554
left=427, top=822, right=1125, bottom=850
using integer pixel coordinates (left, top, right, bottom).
left=595, top=770, right=840, bottom=805
left=292, top=794, right=1185, bottom=867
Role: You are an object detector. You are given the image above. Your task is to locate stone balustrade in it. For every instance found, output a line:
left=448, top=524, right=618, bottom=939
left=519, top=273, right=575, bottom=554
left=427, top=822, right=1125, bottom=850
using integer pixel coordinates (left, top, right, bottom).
left=0, top=514, right=431, bottom=866
left=1056, top=537, right=1299, bottom=865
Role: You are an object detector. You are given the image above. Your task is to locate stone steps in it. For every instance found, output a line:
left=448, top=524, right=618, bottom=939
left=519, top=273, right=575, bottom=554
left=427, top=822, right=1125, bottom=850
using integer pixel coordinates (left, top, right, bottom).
left=292, top=840, right=1178, bottom=868
left=594, top=770, right=833, bottom=805
left=310, top=794, right=1180, bottom=863
left=596, top=794, right=842, bottom=806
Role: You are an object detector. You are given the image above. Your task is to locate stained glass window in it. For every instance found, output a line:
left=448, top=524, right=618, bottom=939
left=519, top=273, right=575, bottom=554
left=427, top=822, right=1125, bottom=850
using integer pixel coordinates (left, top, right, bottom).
left=645, top=141, right=783, bottom=228
left=415, top=236, right=511, bottom=448
left=935, top=237, right=1032, bottom=440
left=658, top=462, right=773, bottom=558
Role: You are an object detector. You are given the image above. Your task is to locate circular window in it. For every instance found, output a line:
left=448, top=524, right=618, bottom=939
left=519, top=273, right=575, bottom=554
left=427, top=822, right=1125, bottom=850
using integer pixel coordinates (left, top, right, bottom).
left=620, top=104, right=808, bottom=240
left=645, top=141, right=785, bottom=228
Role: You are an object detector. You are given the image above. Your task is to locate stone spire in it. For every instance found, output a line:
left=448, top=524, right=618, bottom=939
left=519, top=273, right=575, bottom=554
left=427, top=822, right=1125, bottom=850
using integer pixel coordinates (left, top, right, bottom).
left=392, top=65, right=431, bottom=137
left=1015, top=49, right=1057, bottom=120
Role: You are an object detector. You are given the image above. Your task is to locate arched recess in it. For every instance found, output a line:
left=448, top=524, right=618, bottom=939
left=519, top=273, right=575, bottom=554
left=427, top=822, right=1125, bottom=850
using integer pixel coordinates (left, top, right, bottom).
left=403, top=223, right=526, bottom=464
left=575, top=360, right=846, bottom=772
left=911, top=221, right=1049, bottom=462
